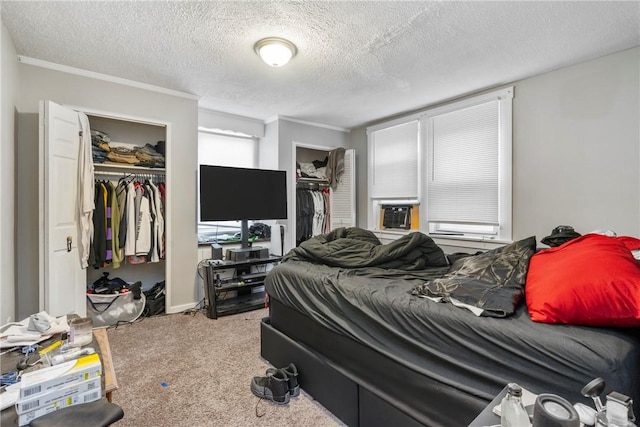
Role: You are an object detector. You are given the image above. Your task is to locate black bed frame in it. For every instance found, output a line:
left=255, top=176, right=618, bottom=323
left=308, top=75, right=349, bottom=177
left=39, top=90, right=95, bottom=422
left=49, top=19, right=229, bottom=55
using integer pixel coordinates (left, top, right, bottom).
left=261, top=299, right=491, bottom=426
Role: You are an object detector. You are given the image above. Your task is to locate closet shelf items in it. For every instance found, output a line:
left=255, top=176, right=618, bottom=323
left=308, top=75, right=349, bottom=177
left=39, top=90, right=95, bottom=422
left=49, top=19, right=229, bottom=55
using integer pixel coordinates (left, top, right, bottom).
left=91, top=128, right=165, bottom=168
left=296, top=159, right=327, bottom=180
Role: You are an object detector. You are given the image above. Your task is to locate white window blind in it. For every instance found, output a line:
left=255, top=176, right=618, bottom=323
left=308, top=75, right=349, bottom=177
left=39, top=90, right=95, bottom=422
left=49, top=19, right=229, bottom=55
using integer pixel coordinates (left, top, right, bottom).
left=427, top=100, right=500, bottom=225
left=198, top=131, right=256, bottom=168
left=197, top=130, right=257, bottom=227
left=370, top=120, right=419, bottom=198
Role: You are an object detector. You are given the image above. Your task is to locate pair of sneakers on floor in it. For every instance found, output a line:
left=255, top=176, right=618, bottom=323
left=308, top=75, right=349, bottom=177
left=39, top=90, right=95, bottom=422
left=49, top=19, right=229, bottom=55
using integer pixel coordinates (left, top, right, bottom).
left=250, top=363, right=299, bottom=405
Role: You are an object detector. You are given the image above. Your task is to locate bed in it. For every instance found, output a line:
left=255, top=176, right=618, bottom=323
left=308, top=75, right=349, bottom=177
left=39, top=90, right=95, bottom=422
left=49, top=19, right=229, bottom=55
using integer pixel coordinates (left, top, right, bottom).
left=261, top=227, right=640, bottom=426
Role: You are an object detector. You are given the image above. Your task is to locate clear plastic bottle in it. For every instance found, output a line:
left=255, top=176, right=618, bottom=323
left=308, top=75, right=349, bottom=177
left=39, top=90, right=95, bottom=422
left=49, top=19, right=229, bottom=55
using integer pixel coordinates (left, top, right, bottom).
left=501, top=383, right=531, bottom=427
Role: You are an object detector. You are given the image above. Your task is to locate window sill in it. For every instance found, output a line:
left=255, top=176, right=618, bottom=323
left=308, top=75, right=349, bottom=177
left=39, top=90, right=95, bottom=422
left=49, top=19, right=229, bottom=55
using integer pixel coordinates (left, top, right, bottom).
left=370, top=229, right=511, bottom=252
left=198, top=238, right=270, bottom=247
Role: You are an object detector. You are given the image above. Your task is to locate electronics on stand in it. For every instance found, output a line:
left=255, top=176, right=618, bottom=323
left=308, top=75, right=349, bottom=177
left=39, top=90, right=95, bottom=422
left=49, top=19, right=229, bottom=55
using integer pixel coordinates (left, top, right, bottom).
left=210, top=243, right=223, bottom=260
left=226, top=246, right=269, bottom=262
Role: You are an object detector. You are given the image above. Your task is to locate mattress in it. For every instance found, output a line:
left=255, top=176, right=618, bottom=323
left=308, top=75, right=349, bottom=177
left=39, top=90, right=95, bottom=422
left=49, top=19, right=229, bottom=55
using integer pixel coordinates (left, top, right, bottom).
left=265, top=260, right=640, bottom=416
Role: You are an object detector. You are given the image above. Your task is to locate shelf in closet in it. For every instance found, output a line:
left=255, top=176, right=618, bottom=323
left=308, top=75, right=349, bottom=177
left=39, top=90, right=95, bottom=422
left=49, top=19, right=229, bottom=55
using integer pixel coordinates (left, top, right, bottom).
left=297, top=177, right=327, bottom=183
left=297, top=177, right=329, bottom=188
left=94, top=162, right=165, bottom=173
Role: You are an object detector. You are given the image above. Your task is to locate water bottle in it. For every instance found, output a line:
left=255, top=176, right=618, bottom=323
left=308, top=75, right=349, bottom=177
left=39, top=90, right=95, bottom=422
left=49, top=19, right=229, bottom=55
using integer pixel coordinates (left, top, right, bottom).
left=501, top=383, right=531, bottom=427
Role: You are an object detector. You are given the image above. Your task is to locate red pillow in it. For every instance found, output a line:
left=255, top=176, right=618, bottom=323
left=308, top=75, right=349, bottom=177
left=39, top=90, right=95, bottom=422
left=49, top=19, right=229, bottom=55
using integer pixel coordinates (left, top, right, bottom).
left=526, top=234, right=640, bottom=326
left=616, top=235, right=640, bottom=251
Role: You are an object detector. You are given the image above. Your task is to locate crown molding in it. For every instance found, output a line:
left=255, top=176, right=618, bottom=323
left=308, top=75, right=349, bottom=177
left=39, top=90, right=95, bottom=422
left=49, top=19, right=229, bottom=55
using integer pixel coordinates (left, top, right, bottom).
left=265, top=115, right=349, bottom=133
left=18, top=56, right=201, bottom=101
left=199, top=107, right=263, bottom=125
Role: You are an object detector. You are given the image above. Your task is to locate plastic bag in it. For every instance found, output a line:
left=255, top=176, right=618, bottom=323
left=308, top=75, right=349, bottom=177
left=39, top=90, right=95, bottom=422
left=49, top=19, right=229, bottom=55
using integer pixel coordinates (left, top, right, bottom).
left=86, top=291, right=146, bottom=327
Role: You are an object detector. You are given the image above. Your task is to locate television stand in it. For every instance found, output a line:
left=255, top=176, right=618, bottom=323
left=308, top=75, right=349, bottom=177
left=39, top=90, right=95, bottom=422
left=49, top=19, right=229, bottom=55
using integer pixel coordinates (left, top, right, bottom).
left=226, top=246, right=270, bottom=262
left=203, top=255, right=281, bottom=319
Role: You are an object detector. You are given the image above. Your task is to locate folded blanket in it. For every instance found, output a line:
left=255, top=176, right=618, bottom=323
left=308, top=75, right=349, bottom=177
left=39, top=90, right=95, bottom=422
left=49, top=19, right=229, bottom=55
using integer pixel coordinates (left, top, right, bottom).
left=283, top=227, right=448, bottom=270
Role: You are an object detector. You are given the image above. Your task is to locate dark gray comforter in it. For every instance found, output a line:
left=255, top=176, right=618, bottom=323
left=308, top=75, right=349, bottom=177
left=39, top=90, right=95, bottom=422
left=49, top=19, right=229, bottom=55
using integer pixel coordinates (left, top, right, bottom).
left=283, top=227, right=449, bottom=270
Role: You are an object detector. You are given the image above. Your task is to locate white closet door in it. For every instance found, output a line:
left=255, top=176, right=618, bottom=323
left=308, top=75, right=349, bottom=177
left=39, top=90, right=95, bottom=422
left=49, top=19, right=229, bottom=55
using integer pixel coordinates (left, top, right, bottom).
left=40, top=100, right=86, bottom=317
left=330, top=149, right=356, bottom=229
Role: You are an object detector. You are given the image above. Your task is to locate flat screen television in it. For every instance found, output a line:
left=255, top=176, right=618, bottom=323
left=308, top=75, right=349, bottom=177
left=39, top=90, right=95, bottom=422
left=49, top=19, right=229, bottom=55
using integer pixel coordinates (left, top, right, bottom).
left=199, top=165, right=288, bottom=250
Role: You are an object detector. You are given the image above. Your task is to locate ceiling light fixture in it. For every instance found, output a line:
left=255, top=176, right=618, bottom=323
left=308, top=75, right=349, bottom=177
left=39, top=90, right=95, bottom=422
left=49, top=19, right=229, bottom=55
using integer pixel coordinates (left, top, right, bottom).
left=254, top=37, right=297, bottom=67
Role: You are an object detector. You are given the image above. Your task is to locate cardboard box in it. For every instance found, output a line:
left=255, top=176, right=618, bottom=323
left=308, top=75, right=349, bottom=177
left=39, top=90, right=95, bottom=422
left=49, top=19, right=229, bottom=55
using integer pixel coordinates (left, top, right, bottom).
left=16, top=377, right=101, bottom=414
left=17, top=388, right=102, bottom=426
left=19, top=353, right=102, bottom=400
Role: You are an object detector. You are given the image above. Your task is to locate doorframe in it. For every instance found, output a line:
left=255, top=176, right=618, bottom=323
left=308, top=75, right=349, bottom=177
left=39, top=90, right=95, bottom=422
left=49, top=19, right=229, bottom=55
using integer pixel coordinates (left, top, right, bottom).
left=290, top=141, right=337, bottom=250
left=40, top=103, right=172, bottom=313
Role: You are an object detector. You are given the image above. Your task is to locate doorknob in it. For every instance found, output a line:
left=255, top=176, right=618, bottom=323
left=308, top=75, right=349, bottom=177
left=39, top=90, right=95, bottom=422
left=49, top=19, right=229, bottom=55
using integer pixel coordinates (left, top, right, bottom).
left=67, top=236, right=72, bottom=252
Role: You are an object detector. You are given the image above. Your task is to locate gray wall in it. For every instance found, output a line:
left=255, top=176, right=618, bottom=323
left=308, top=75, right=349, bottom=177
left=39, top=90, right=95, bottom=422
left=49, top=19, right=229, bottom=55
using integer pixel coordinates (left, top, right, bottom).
left=351, top=47, right=640, bottom=243
left=15, top=63, right=199, bottom=316
left=513, top=47, right=639, bottom=239
left=1, top=23, right=18, bottom=322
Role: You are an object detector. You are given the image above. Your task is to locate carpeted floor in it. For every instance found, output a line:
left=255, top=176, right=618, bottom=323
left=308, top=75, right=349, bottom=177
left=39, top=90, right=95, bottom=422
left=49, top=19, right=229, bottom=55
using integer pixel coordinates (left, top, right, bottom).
left=107, top=308, right=345, bottom=427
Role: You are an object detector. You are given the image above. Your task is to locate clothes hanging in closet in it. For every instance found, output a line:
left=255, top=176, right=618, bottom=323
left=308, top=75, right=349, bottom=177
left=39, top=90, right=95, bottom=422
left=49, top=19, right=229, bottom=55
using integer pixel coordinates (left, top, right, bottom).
left=90, top=176, right=166, bottom=269
left=296, top=187, right=330, bottom=246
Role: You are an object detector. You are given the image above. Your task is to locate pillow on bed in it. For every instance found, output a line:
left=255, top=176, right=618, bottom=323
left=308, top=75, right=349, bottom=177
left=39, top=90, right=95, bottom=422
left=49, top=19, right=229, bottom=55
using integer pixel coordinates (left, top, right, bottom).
left=616, top=235, right=640, bottom=251
left=412, top=236, right=536, bottom=317
left=526, top=234, right=640, bottom=327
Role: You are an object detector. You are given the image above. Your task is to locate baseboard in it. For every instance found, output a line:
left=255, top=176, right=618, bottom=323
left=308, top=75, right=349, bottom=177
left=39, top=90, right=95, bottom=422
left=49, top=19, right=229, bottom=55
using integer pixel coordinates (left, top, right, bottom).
left=165, top=302, right=198, bottom=314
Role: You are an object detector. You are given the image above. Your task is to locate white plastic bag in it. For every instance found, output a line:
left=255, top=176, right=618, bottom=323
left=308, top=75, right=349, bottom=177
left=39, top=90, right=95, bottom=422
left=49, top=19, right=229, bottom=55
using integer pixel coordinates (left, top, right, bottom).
left=86, top=292, right=146, bottom=327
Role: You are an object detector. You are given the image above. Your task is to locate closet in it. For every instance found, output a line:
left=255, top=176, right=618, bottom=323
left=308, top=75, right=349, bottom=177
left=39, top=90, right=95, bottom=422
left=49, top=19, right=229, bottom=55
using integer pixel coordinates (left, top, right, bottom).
left=86, top=115, right=167, bottom=294
left=294, top=146, right=355, bottom=246
left=39, top=101, right=169, bottom=317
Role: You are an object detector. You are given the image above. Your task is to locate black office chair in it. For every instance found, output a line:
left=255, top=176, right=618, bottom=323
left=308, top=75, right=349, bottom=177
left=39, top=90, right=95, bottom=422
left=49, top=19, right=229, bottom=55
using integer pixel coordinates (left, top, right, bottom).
left=29, top=398, right=124, bottom=427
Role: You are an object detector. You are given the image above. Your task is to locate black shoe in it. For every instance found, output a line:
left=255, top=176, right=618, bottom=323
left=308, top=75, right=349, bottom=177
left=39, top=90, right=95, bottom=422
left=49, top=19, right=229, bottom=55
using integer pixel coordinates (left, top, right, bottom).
left=266, top=363, right=299, bottom=397
left=251, top=369, right=290, bottom=405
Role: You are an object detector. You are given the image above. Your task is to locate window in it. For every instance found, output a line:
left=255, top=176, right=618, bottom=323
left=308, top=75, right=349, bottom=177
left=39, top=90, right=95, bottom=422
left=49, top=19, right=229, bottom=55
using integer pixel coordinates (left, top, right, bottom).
left=367, top=87, right=513, bottom=242
left=198, top=130, right=256, bottom=168
left=369, top=120, right=419, bottom=199
left=198, top=129, right=258, bottom=241
left=367, top=120, right=420, bottom=229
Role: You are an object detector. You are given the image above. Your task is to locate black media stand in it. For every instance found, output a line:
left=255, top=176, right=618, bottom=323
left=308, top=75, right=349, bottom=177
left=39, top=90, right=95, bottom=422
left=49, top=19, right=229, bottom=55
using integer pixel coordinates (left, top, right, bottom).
left=203, top=255, right=281, bottom=319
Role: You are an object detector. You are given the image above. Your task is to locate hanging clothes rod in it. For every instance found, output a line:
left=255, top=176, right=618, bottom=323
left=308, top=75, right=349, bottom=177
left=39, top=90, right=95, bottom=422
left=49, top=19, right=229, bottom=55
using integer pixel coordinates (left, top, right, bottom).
left=94, top=170, right=135, bottom=177
left=93, top=170, right=165, bottom=181
left=297, top=181, right=329, bottom=189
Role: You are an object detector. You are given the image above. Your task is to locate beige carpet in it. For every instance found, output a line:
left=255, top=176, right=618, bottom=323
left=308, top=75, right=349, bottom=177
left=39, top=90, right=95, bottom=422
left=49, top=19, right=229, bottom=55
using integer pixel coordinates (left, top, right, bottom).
left=107, top=308, right=345, bottom=427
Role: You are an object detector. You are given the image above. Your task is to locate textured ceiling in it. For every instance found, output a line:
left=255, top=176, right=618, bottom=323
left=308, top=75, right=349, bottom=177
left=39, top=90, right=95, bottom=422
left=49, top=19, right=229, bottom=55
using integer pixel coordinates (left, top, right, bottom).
left=2, top=1, right=639, bottom=130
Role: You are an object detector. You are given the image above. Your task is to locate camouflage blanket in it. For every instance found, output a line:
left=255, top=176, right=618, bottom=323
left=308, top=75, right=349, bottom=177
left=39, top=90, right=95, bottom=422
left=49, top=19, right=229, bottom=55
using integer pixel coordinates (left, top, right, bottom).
left=412, top=236, right=536, bottom=317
